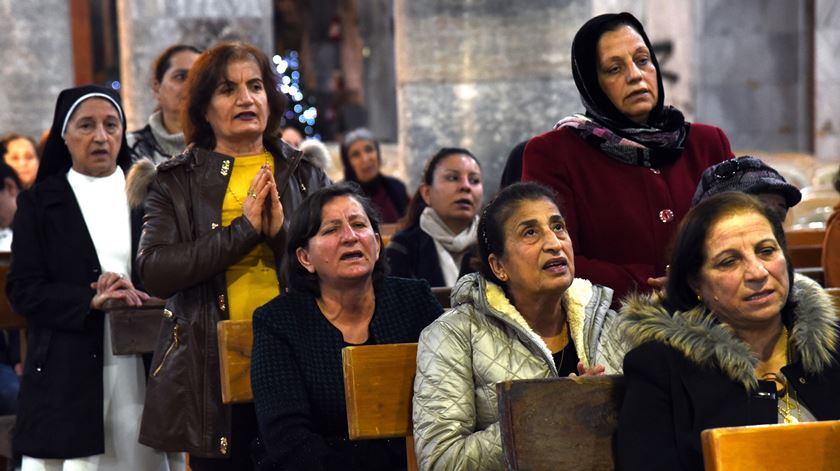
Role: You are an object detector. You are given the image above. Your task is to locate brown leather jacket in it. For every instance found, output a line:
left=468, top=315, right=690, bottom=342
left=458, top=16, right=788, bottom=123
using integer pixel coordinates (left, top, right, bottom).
left=136, top=138, right=330, bottom=458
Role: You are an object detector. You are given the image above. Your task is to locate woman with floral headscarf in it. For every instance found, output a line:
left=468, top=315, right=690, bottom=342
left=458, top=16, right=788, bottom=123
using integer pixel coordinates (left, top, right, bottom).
left=522, top=12, right=733, bottom=305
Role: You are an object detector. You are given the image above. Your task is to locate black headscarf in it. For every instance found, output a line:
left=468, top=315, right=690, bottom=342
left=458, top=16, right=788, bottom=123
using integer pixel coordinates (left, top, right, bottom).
left=568, top=12, right=688, bottom=166
left=37, top=85, right=132, bottom=184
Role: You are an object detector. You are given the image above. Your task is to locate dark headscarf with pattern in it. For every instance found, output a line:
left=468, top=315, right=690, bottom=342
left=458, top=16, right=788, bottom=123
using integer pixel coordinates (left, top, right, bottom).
left=37, top=85, right=131, bottom=184
left=562, top=12, right=688, bottom=168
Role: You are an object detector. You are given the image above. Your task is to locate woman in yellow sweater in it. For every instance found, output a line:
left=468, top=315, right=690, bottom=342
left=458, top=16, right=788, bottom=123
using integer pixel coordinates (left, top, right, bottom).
left=134, top=41, right=330, bottom=470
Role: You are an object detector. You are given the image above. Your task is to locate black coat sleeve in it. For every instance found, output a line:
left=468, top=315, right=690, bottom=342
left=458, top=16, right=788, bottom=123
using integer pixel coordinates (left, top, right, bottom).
left=6, top=191, right=94, bottom=332
left=616, top=342, right=682, bottom=471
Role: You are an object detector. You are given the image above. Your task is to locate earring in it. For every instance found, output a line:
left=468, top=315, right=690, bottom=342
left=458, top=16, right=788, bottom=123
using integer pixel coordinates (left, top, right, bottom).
left=696, top=294, right=702, bottom=302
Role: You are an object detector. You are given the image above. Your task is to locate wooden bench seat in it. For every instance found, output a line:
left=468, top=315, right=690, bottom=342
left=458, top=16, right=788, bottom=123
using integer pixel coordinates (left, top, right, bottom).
left=497, top=376, right=625, bottom=471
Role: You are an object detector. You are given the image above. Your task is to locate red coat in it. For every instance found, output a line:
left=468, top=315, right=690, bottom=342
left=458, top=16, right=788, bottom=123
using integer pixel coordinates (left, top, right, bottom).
left=522, top=124, right=732, bottom=303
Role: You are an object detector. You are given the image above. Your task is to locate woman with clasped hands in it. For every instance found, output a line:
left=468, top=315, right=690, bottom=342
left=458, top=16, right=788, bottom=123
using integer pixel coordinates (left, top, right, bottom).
left=412, top=183, right=624, bottom=471
left=135, top=42, right=330, bottom=470
left=7, top=85, right=174, bottom=470
left=617, top=192, right=840, bottom=471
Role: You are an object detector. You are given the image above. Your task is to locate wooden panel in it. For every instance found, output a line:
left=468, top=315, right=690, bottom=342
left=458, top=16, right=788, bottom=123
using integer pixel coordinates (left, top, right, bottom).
left=217, top=320, right=253, bottom=404
left=431, top=286, right=451, bottom=309
left=795, top=267, right=824, bottom=285
left=827, top=288, right=840, bottom=314
left=105, top=297, right=166, bottom=355
left=342, top=343, right=417, bottom=440
left=701, top=420, right=840, bottom=471
left=69, top=0, right=94, bottom=85
left=786, top=228, right=825, bottom=247
left=788, top=245, right=822, bottom=269
left=497, top=376, right=625, bottom=471
left=0, top=256, right=26, bottom=330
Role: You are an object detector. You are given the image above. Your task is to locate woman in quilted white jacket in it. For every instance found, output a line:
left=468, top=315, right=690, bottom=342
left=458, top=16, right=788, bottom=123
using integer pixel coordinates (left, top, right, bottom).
left=412, top=182, right=625, bottom=471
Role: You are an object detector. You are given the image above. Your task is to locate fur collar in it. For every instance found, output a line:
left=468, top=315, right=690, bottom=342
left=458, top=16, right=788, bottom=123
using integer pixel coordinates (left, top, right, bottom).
left=619, top=275, right=839, bottom=391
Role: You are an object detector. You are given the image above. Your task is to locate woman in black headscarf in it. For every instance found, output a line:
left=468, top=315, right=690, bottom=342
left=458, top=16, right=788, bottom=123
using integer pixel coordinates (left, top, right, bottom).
left=521, top=12, right=733, bottom=305
left=7, top=85, right=177, bottom=470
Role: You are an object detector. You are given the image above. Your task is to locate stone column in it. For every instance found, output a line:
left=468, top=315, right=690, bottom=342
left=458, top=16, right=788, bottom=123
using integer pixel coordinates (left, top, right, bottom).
left=358, top=0, right=398, bottom=142
left=117, top=0, right=274, bottom=132
left=693, top=0, right=811, bottom=152
left=393, top=0, right=590, bottom=192
left=0, top=0, right=74, bottom=141
left=815, top=0, right=840, bottom=160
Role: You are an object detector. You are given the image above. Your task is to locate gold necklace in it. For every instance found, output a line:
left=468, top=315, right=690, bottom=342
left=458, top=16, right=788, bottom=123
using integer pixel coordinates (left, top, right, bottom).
left=756, top=327, right=801, bottom=423
left=226, top=152, right=270, bottom=206
left=778, top=386, right=802, bottom=424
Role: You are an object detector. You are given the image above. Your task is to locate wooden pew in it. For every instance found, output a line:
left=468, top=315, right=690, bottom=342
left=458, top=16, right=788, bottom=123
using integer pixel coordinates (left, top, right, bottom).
left=786, top=228, right=824, bottom=273
left=827, top=288, right=840, bottom=314
left=217, top=319, right=253, bottom=404
left=342, top=343, right=419, bottom=471
left=430, top=286, right=451, bottom=309
left=380, top=223, right=401, bottom=247
left=0, top=253, right=26, bottom=330
left=497, top=376, right=625, bottom=471
left=701, top=420, right=840, bottom=471
left=104, top=297, right=166, bottom=355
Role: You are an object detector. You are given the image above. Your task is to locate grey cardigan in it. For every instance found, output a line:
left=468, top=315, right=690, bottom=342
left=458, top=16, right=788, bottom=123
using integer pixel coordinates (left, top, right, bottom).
left=412, top=273, right=624, bottom=471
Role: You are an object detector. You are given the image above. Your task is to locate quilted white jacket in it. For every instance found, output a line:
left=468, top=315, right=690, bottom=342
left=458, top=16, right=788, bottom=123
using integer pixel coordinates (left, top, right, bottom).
left=412, top=273, right=624, bottom=471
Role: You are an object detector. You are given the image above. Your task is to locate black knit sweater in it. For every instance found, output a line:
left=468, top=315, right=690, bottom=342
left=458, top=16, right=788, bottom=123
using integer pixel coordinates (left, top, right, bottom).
left=251, top=277, right=443, bottom=470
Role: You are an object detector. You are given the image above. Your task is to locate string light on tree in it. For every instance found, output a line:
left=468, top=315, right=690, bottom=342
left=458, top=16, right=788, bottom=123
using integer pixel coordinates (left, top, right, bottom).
left=273, top=51, right=320, bottom=139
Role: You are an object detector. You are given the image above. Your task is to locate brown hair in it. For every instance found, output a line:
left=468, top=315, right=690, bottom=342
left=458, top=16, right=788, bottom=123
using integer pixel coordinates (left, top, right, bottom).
left=182, top=41, right=287, bottom=150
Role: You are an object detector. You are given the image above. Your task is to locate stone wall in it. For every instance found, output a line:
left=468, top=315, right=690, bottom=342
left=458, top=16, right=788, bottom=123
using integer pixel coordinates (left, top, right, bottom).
left=0, top=0, right=73, bottom=141
left=117, top=0, right=274, bottom=132
left=394, top=0, right=590, bottom=193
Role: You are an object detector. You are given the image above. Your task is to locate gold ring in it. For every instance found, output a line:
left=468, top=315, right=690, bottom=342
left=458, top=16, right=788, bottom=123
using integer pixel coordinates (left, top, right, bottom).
left=248, top=191, right=257, bottom=199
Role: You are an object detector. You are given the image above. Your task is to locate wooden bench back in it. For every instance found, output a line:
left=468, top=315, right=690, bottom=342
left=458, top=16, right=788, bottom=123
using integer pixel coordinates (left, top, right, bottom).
left=342, top=342, right=419, bottom=471
left=342, top=343, right=417, bottom=439
left=217, top=319, right=253, bottom=404
left=827, top=288, right=840, bottom=315
left=497, top=376, right=625, bottom=471
left=0, top=255, right=26, bottom=330
left=430, top=286, right=451, bottom=309
left=104, top=297, right=166, bottom=355
left=786, top=228, right=824, bottom=270
left=701, top=420, right=840, bottom=471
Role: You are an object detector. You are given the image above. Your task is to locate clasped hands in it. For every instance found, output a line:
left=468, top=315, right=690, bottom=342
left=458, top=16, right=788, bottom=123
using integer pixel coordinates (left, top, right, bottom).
left=243, top=164, right=284, bottom=238
left=90, top=272, right=150, bottom=310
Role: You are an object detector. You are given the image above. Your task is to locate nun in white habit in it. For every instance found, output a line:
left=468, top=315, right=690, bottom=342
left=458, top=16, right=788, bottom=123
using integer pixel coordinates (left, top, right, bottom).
left=6, top=85, right=183, bottom=471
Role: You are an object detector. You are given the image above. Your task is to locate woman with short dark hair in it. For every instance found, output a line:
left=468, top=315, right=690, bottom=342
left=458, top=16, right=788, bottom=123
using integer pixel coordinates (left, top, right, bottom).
left=340, top=128, right=408, bottom=223
left=136, top=41, right=330, bottom=470
left=127, top=44, right=201, bottom=164
left=617, top=192, right=840, bottom=470
left=413, top=182, right=623, bottom=471
left=1, top=133, right=39, bottom=188
left=251, top=182, right=442, bottom=469
left=386, top=147, right=483, bottom=287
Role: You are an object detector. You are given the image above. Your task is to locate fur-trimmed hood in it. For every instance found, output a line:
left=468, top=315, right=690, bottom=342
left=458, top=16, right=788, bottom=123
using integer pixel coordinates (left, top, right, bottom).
left=619, top=274, right=840, bottom=391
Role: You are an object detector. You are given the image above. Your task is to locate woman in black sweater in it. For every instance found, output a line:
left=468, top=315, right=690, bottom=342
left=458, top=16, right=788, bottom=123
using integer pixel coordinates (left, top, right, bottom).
left=251, top=182, right=442, bottom=470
